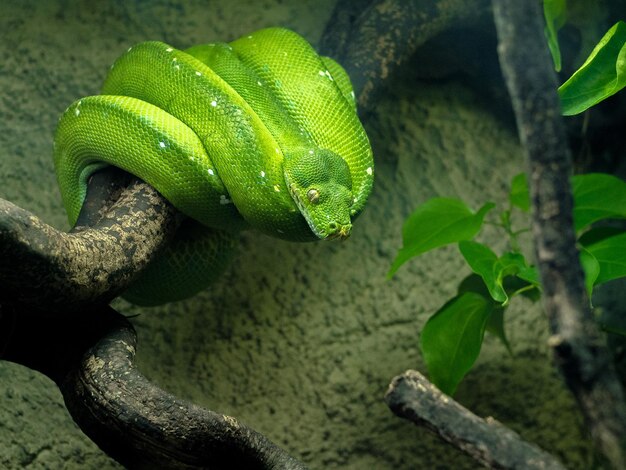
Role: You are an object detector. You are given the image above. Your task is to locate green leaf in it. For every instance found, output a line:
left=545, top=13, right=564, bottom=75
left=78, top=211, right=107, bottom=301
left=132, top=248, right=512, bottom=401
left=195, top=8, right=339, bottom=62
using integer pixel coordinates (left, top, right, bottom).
left=458, top=243, right=542, bottom=304
left=458, top=274, right=513, bottom=351
left=458, top=273, right=492, bottom=298
left=497, top=252, right=528, bottom=277
left=579, top=246, right=599, bottom=297
left=543, top=0, right=567, bottom=72
left=388, top=198, right=495, bottom=278
left=559, top=21, right=626, bottom=115
left=582, top=231, right=626, bottom=285
left=421, top=292, right=493, bottom=395
left=572, top=173, right=626, bottom=231
left=485, top=307, right=512, bottom=354
left=578, top=226, right=625, bottom=246
left=502, top=274, right=542, bottom=302
left=516, top=265, right=541, bottom=289
left=509, top=173, right=530, bottom=212
left=458, top=241, right=507, bottom=303
left=496, top=252, right=542, bottom=301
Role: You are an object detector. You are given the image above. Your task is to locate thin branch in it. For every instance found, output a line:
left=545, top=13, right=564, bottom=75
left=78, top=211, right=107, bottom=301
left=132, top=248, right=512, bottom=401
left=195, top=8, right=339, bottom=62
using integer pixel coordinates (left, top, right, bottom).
left=385, top=370, right=566, bottom=469
left=492, top=1, right=626, bottom=467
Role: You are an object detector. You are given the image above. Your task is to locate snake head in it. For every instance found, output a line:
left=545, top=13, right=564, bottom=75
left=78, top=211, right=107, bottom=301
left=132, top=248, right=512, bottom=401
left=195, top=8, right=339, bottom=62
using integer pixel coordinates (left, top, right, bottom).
left=284, top=148, right=353, bottom=240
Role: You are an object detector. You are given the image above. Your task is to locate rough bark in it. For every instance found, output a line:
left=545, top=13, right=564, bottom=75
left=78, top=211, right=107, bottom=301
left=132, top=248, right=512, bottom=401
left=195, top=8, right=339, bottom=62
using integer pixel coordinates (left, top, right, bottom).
left=320, top=0, right=491, bottom=114
left=1, top=303, right=305, bottom=469
left=0, top=168, right=180, bottom=312
left=385, top=370, right=566, bottom=469
left=492, top=1, right=626, bottom=467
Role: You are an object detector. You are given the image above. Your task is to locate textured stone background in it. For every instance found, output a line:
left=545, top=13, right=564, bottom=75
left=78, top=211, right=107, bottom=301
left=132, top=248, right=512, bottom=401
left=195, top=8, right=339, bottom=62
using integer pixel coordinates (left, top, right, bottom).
left=0, top=0, right=595, bottom=468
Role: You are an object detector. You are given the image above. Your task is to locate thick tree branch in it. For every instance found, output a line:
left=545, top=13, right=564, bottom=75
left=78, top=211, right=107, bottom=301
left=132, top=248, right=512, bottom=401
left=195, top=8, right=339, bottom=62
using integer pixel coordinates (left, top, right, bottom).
left=0, top=168, right=181, bottom=312
left=320, top=0, right=491, bottom=113
left=385, top=370, right=566, bottom=469
left=1, top=303, right=305, bottom=469
left=492, top=1, right=626, bottom=467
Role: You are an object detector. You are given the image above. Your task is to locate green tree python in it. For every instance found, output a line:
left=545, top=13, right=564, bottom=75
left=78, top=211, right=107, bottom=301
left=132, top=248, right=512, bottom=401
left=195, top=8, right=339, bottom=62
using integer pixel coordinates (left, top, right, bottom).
left=53, top=27, right=374, bottom=305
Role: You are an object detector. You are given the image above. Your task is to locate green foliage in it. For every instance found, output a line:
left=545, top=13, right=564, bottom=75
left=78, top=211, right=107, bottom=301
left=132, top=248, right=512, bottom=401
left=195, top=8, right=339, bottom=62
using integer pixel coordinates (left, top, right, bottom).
left=420, top=292, right=493, bottom=395
left=572, top=173, right=626, bottom=230
left=387, top=198, right=494, bottom=278
left=558, top=20, right=626, bottom=115
left=392, top=172, right=626, bottom=395
left=582, top=231, right=626, bottom=285
left=509, top=172, right=531, bottom=212
left=397, top=4, right=626, bottom=396
left=544, top=0, right=567, bottom=72
left=542, top=0, right=626, bottom=114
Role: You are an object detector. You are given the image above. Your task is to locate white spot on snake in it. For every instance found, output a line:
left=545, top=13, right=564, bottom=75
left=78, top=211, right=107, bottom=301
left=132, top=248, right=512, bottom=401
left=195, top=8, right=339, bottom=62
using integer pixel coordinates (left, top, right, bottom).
left=172, top=57, right=177, bottom=62
left=350, top=90, right=355, bottom=98
left=366, top=167, right=373, bottom=175
left=159, top=141, right=166, bottom=148
left=74, top=108, right=80, bottom=116
left=257, top=80, right=262, bottom=86
left=166, top=47, right=174, bottom=52
left=318, top=70, right=325, bottom=76
left=219, top=195, right=232, bottom=205
left=308, top=150, right=314, bottom=154
left=260, top=171, right=266, bottom=178
left=275, top=148, right=280, bottom=154
left=208, top=168, right=215, bottom=176
left=277, top=229, right=284, bottom=234
left=247, top=35, right=253, bottom=39
left=211, top=100, right=217, bottom=107
left=127, top=46, right=132, bottom=52
left=195, top=71, right=202, bottom=76
left=325, top=70, right=334, bottom=81
left=175, top=64, right=180, bottom=70
left=273, top=185, right=281, bottom=192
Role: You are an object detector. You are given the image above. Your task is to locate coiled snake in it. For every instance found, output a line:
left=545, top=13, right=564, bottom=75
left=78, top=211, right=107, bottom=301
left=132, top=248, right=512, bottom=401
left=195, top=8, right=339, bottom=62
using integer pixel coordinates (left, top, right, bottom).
left=54, top=28, right=374, bottom=305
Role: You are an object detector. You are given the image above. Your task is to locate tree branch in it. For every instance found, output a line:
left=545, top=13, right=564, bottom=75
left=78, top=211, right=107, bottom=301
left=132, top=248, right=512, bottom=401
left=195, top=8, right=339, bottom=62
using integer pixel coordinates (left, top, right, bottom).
left=1, top=303, right=305, bottom=469
left=0, top=167, right=180, bottom=312
left=492, top=1, right=626, bottom=467
left=320, top=0, right=491, bottom=114
left=385, top=370, right=566, bottom=469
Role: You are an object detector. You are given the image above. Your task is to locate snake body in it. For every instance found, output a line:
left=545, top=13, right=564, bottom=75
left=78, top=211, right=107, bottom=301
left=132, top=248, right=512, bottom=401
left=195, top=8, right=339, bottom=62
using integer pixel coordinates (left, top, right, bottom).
left=54, top=28, right=373, bottom=305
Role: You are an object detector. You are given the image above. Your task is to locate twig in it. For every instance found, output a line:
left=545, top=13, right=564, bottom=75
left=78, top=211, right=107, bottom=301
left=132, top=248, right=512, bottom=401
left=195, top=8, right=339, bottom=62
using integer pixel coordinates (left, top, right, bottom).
left=385, top=370, right=566, bottom=469
left=492, top=1, right=626, bottom=467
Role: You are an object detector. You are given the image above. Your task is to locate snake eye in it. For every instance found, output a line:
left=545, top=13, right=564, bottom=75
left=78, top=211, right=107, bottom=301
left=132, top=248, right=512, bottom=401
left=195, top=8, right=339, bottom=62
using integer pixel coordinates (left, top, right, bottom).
left=307, top=188, right=320, bottom=204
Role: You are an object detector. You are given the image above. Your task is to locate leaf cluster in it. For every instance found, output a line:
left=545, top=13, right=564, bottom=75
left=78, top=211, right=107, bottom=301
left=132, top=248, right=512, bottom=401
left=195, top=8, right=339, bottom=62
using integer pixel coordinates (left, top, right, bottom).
left=389, top=174, right=626, bottom=395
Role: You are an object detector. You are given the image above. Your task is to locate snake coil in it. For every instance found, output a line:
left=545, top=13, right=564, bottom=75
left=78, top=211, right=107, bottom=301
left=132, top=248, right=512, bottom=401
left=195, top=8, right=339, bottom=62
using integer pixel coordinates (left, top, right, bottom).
left=54, top=27, right=374, bottom=305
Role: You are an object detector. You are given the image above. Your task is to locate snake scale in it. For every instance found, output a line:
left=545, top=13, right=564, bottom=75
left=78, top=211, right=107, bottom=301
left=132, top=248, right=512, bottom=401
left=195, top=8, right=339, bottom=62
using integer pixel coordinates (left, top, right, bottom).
left=53, top=27, right=374, bottom=305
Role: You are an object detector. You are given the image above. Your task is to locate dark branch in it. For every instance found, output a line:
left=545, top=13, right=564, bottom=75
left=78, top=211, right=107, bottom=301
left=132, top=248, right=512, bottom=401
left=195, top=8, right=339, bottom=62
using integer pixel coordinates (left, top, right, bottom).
left=320, top=0, right=491, bottom=114
left=0, top=167, right=180, bottom=312
left=1, top=303, right=305, bottom=469
left=385, top=370, right=566, bottom=469
left=492, top=1, right=626, bottom=467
